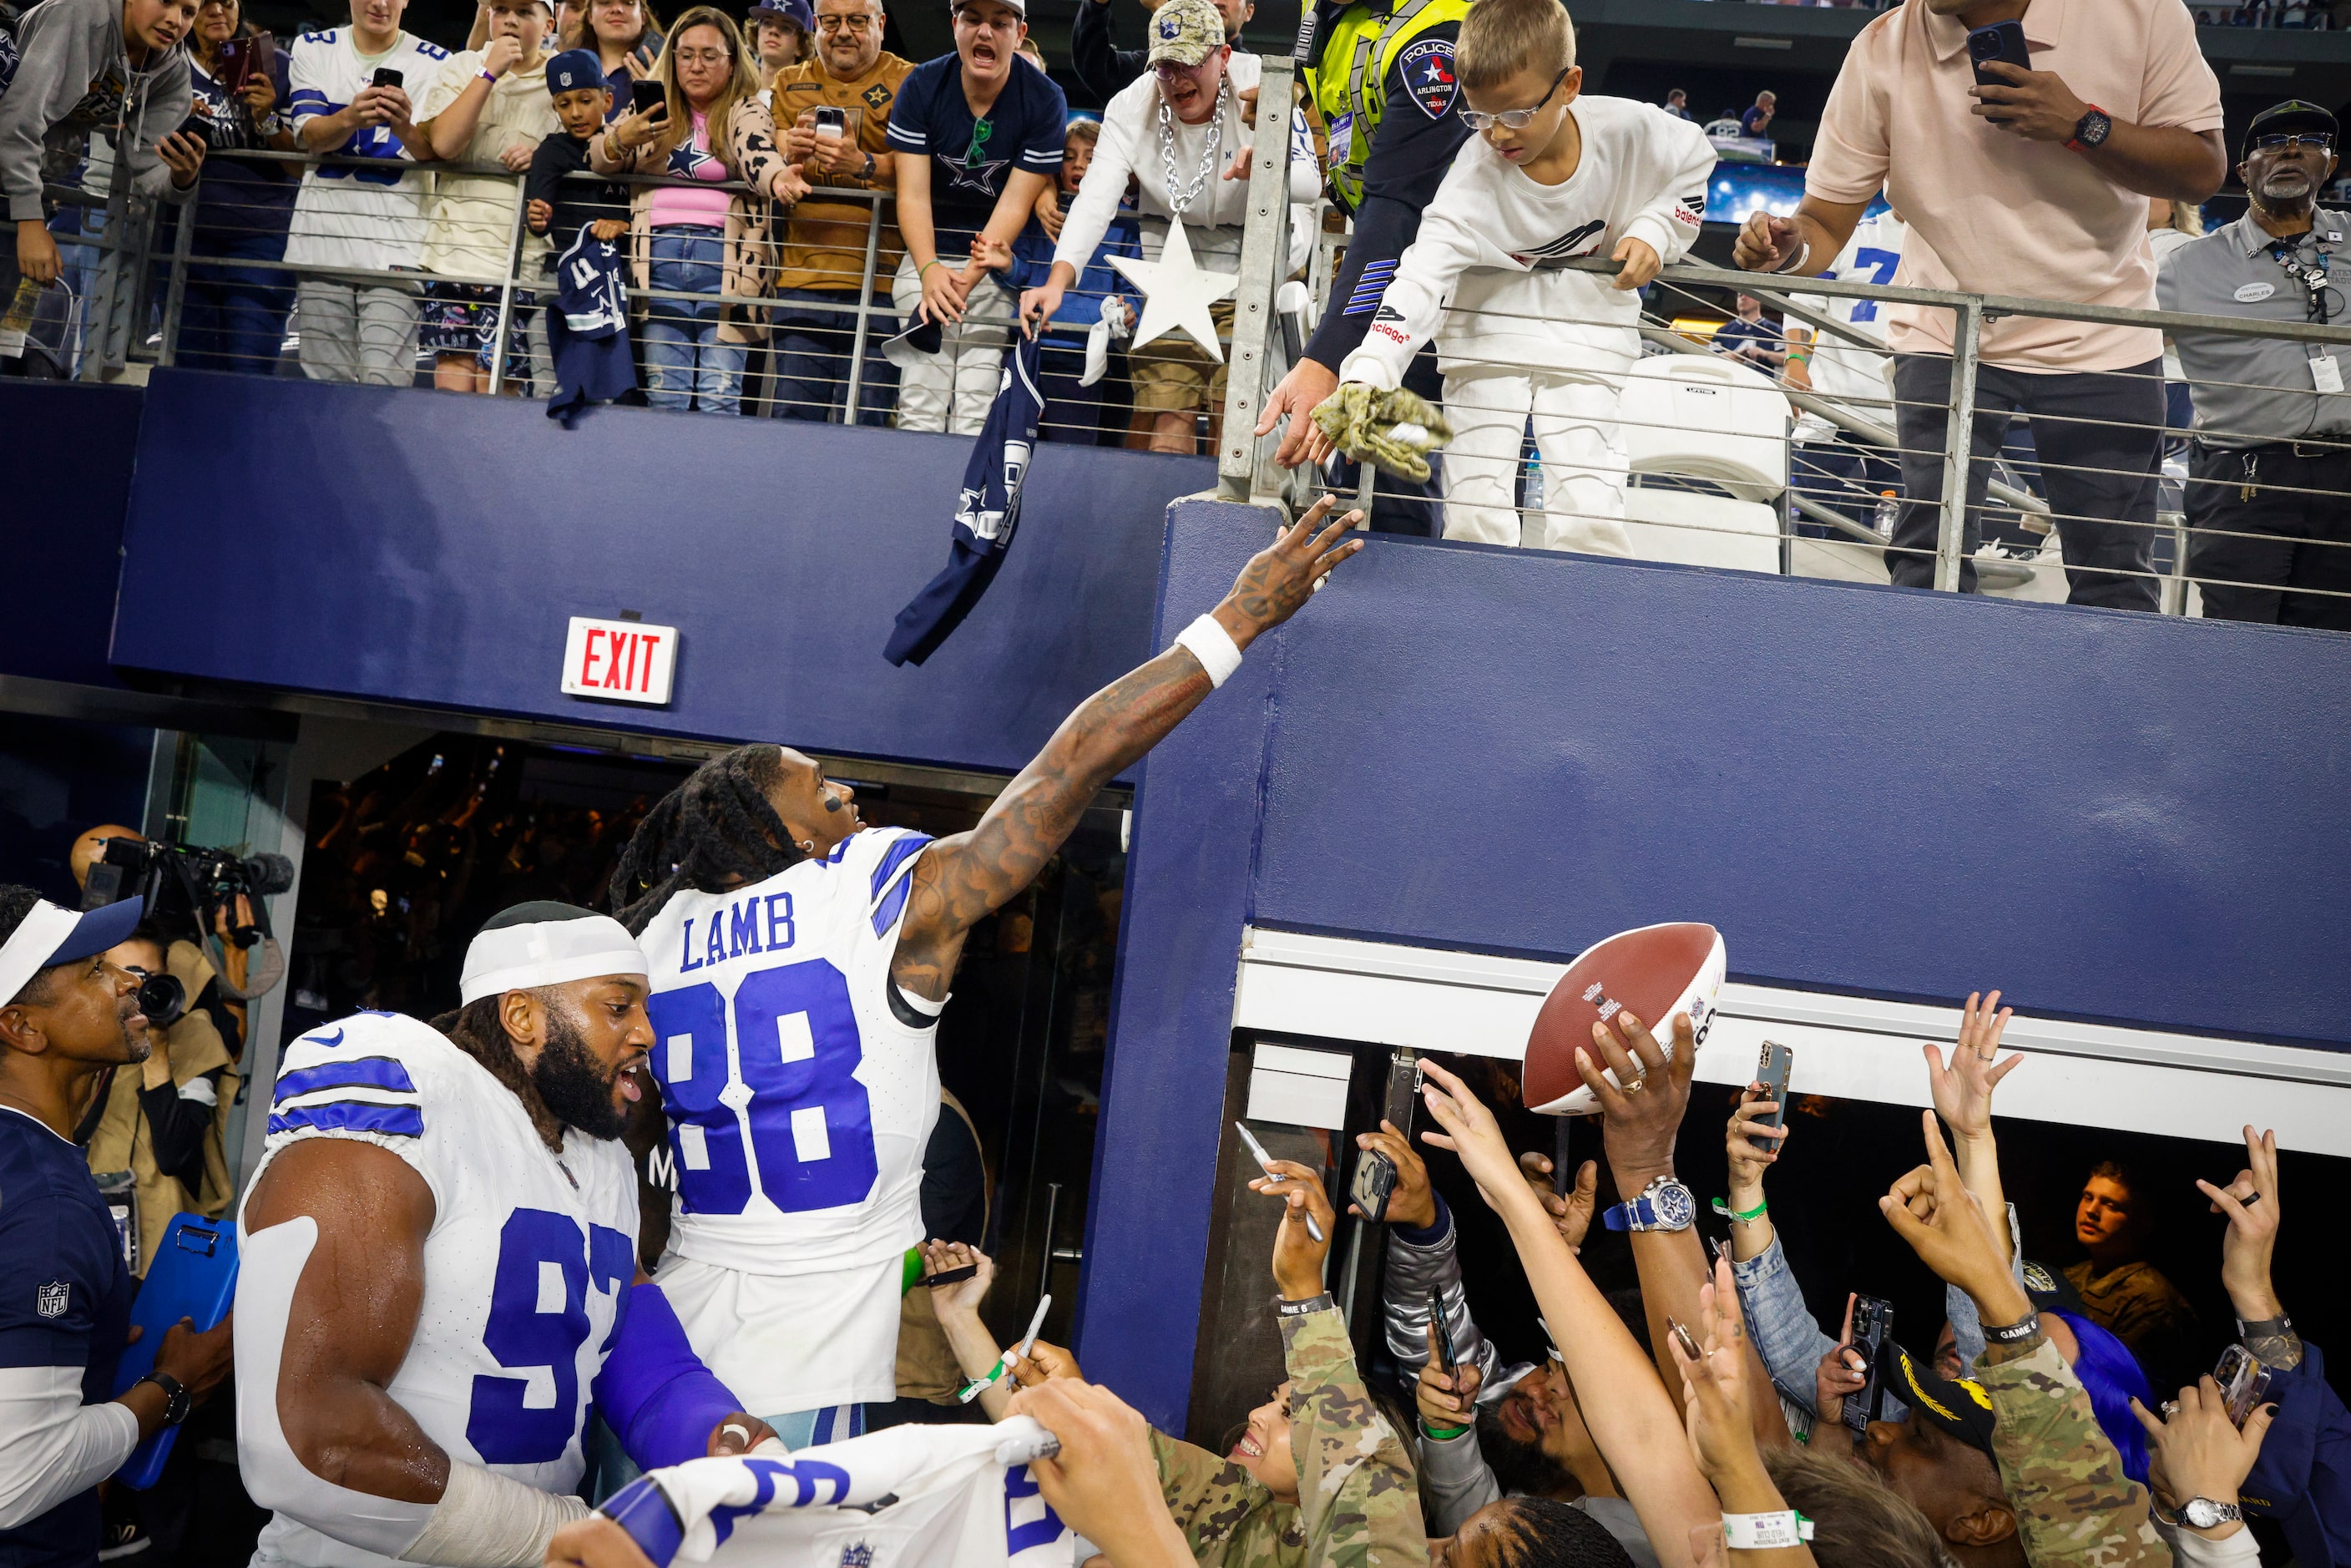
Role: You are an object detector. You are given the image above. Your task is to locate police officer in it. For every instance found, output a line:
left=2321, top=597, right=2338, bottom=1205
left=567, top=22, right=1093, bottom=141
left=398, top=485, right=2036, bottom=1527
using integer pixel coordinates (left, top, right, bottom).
left=2158, top=100, right=2350, bottom=628
left=1253, top=0, right=1474, bottom=534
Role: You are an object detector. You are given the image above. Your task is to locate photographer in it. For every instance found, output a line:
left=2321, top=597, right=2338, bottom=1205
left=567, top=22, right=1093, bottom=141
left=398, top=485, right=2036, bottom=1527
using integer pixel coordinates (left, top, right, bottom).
left=0, top=887, right=235, bottom=1568
left=79, top=920, right=237, bottom=1276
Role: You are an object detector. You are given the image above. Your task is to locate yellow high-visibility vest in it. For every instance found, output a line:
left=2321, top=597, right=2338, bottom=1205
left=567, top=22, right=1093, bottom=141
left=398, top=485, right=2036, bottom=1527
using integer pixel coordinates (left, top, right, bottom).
left=1303, top=0, right=1472, bottom=211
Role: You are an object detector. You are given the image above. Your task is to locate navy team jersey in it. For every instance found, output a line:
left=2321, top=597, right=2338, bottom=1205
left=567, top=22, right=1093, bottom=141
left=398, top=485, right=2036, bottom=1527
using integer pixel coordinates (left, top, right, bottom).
left=885, top=53, right=1066, bottom=260
left=0, top=1106, right=135, bottom=1568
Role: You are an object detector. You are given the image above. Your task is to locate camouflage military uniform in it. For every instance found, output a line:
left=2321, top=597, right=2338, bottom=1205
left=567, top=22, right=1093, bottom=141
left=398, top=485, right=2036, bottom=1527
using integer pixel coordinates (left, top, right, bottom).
left=1975, top=1333, right=2168, bottom=1568
left=1149, top=1303, right=1426, bottom=1568
left=2064, top=1260, right=2199, bottom=1358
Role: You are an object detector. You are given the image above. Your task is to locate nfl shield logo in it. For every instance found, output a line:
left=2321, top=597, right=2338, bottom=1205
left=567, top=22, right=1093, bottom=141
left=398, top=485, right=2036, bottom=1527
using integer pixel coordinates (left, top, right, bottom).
left=36, top=1281, right=69, bottom=1318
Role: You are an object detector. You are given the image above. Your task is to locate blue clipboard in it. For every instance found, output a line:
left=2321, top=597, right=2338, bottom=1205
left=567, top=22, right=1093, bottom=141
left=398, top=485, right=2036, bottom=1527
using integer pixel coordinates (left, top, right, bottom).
left=111, top=1212, right=239, bottom=1490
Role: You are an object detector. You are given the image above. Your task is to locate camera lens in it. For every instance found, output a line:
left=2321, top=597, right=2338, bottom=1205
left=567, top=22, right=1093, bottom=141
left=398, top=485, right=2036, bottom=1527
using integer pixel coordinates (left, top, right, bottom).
left=137, top=973, right=188, bottom=1029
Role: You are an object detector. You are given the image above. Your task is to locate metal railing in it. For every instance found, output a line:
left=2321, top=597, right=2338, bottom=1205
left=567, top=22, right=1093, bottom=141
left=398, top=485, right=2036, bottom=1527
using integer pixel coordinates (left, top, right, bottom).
left=1213, top=172, right=2351, bottom=623
left=45, top=139, right=1241, bottom=442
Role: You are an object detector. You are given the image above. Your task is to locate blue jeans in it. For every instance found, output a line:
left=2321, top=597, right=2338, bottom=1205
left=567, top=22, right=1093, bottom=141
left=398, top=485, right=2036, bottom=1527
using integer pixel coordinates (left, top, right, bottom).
left=767, top=285, right=896, bottom=424
left=177, top=226, right=293, bottom=375
left=644, top=226, right=744, bottom=414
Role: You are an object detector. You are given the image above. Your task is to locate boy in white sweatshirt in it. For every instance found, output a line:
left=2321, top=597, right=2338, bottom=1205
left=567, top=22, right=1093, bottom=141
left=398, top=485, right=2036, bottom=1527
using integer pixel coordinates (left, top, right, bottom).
left=1331, top=0, right=1713, bottom=553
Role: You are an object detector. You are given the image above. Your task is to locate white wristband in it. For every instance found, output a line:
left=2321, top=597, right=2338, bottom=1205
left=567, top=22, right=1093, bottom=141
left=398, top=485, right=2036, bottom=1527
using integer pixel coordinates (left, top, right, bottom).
left=1722, top=1510, right=1814, bottom=1550
left=1172, top=614, right=1243, bottom=689
left=396, top=1460, right=590, bottom=1568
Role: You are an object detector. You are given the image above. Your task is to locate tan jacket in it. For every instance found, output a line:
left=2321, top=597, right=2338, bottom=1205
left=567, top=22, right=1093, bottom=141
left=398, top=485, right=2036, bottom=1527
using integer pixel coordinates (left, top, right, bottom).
left=83, top=941, right=240, bottom=1276
left=596, top=95, right=795, bottom=343
left=769, top=52, right=914, bottom=294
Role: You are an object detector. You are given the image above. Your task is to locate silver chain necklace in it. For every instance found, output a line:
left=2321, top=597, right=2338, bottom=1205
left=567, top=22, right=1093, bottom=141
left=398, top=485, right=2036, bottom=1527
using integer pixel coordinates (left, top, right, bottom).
left=1156, top=78, right=1229, bottom=219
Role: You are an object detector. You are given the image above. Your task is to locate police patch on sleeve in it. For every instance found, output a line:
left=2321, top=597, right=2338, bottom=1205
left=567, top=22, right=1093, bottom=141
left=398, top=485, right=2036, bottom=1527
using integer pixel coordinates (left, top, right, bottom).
left=1398, top=38, right=1457, bottom=120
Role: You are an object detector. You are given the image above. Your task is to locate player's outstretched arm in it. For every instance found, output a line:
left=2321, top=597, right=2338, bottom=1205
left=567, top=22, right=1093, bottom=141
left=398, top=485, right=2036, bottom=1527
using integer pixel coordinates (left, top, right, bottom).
left=240, top=1138, right=446, bottom=1503
left=892, top=498, right=1365, bottom=1000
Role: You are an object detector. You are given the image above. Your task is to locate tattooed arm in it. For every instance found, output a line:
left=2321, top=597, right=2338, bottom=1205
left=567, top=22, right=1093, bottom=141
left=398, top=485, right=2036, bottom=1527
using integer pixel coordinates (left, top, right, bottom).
left=890, top=498, right=1366, bottom=1001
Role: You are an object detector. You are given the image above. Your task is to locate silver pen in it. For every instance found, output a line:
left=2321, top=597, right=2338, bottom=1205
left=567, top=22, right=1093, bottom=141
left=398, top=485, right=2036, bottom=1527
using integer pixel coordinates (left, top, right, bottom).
left=1234, top=1120, right=1325, bottom=1242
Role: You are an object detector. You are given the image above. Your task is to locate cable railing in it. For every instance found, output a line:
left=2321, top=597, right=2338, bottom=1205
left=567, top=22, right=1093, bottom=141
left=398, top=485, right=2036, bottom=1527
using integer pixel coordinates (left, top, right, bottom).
left=1216, top=141, right=2351, bottom=626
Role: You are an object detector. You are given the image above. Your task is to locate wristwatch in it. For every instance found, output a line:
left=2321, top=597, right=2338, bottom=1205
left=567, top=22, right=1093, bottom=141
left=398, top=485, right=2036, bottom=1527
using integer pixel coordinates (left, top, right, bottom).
left=138, top=1371, right=191, bottom=1427
left=1601, top=1176, right=1696, bottom=1233
left=2178, top=1498, right=2243, bottom=1530
left=859, top=150, right=877, bottom=183
left=2066, top=105, right=2112, bottom=153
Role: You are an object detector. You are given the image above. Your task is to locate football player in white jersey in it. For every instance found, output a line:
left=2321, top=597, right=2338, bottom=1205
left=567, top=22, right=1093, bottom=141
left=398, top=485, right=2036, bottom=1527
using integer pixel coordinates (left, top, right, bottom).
left=604, top=501, right=1366, bottom=1448
left=233, top=903, right=777, bottom=1568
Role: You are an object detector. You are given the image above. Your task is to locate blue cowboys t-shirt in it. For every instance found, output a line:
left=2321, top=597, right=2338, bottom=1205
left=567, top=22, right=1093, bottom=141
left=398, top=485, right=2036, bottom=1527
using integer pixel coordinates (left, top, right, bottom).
left=886, top=53, right=1066, bottom=260
left=0, top=1106, right=135, bottom=1568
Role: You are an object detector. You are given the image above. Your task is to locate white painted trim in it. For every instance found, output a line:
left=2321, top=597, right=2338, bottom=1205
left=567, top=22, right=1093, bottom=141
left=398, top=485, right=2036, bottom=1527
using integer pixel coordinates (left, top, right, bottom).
left=1231, top=928, right=2351, bottom=1156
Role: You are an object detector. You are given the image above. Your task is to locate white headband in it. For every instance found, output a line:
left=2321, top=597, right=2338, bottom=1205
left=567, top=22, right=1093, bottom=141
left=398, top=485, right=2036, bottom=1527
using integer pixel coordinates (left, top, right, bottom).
left=0, top=900, right=83, bottom=1009
left=459, top=913, right=649, bottom=1004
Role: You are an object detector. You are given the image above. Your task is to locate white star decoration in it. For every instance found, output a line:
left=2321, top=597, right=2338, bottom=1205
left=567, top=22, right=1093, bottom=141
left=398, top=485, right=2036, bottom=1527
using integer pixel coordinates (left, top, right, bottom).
left=1109, top=215, right=1237, bottom=362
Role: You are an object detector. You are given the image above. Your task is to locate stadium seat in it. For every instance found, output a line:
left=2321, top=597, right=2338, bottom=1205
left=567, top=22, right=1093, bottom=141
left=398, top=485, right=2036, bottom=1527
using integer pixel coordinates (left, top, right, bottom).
left=1620, top=355, right=1792, bottom=504
left=1625, top=484, right=1782, bottom=574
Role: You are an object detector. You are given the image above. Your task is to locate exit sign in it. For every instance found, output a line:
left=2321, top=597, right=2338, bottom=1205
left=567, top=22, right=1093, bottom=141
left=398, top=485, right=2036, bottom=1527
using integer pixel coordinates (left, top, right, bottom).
left=562, top=617, right=678, bottom=705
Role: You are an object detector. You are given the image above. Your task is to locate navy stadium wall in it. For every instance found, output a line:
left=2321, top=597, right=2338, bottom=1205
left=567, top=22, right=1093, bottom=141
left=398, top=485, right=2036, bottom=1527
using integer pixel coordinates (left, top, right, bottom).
left=1079, top=497, right=2351, bottom=1432
left=4, top=380, right=145, bottom=690
left=107, top=369, right=1213, bottom=776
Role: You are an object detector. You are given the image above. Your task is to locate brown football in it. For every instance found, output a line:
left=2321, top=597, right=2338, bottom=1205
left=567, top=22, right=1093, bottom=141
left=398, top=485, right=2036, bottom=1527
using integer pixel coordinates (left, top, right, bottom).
left=1522, top=923, right=1727, bottom=1115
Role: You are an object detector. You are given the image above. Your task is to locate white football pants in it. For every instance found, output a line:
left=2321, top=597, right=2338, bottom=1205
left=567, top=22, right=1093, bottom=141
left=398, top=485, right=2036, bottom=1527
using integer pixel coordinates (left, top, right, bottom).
left=1439, top=368, right=1632, bottom=555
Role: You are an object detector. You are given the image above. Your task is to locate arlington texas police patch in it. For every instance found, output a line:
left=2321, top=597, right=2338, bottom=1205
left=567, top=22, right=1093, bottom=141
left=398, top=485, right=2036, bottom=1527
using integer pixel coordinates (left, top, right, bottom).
left=1399, top=38, right=1457, bottom=119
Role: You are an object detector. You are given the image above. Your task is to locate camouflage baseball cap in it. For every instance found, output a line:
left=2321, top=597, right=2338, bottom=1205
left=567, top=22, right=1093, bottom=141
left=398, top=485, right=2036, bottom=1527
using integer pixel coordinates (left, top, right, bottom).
left=1146, top=0, right=1224, bottom=68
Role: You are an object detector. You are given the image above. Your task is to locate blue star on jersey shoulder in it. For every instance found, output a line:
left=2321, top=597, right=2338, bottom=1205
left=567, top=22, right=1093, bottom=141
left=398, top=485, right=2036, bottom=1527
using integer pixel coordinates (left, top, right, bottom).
left=1399, top=38, right=1456, bottom=120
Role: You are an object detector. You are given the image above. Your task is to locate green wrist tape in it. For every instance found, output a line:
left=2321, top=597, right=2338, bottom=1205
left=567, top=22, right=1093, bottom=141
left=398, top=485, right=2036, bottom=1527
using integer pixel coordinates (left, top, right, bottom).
left=1420, top=1419, right=1469, bottom=1441
left=902, top=1246, right=923, bottom=1295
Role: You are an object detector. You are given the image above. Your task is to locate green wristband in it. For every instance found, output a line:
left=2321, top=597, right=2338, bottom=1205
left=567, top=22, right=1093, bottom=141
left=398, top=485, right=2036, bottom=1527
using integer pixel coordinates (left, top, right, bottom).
left=1421, top=1419, right=1469, bottom=1441
left=918, top=257, right=947, bottom=277
left=1711, top=1196, right=1767, bottom=1222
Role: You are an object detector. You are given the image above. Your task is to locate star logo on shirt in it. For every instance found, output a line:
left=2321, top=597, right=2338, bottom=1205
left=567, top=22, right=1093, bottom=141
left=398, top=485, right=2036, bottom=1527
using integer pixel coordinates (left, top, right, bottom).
left=862, top=82, right=893, bottom=111
left=943, top=154, right=1011, bottom=197
left=666, top=140, right=722, bottom=180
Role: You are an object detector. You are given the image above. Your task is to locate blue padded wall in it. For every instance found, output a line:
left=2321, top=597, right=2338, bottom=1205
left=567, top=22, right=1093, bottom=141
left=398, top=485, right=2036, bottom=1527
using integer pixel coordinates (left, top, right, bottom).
left=3, top=381, right=145, bottom=689
left=111, top=370, right=1213, bottom=776
left=1079, top=499, right=2351, bottom=1432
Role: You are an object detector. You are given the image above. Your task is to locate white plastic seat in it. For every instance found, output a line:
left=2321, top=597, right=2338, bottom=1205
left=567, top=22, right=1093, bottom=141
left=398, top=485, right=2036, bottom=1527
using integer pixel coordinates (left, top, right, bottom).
left=1620, top=355, right=1792, bottom=504
left=1624, top=485, right=1782, bottom=574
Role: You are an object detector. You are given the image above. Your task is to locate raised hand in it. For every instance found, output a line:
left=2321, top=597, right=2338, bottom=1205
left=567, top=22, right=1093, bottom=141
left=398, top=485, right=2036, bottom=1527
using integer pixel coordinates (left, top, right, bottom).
left=1924, top=989, right=2021, bottom=1145
left=1214, top=494, right=1366, bottom=645
left=1418, top=1058, right=1524, bottom=1211
left=1669, top=1256, right=1763, bottom=1489
left=1813, top=1294, right=1864, bottom=1426
left=1575, top=1009, right=1697, bottom=1192
left=1878, top=1112, right=2030, bottom=1324
left=1353, top=1119, right=1434, bottom=1227
left=1247, top=1158, right=1335, bottom=1300
left=918, top=1237, right=993, bottom=1317
left=2197, top=1125, right=2283, bottom=1325
left=1725, top=1082, right=1787, bottom=1192
left=1514, top=1151, right=1597, bottom=1252
left=2130, top=1378, right=2273, bottom=1534
left=1415, top=1316, right=1481, bottom=1430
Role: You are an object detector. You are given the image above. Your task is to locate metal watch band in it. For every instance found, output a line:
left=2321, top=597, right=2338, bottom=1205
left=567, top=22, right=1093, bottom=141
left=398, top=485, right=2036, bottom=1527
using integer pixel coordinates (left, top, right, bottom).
left=1276, top=1292, right=1334, bottom=1317
left=2180, top=1497, right=2243, bottom=1530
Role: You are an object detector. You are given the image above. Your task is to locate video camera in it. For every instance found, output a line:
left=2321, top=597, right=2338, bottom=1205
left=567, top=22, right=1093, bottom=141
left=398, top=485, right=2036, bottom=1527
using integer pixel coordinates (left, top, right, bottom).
left=81, top=837, right=296, bottom=951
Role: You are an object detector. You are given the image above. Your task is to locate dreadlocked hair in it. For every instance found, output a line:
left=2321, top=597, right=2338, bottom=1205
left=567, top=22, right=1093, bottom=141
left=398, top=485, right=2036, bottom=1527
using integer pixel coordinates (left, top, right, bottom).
left=607, top=744, right=802, bottom=934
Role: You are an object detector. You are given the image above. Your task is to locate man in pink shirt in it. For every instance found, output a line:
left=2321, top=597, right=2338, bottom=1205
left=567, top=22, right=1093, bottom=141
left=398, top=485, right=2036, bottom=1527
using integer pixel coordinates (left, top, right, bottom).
left=1733, top=0, right=2225, bottom=610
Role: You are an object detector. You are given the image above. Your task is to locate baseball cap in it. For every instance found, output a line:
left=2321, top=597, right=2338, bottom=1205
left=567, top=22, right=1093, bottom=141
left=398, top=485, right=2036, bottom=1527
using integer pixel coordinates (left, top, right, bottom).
left=546, top=48, right=609, bottom=94
left=1146, top=0, right=1223, bottom=67
left=1876, top=1337, right=1997, bottom=1457
left=2019, top=1257, right=2088, bottom=1320
left=0, top=893, right=148, bottom=1008
left=950, top=0, right=1027, bottom=20
left=751, top=0, right=816, bottom=29
left=2244, top=100, right=2338, bottom=160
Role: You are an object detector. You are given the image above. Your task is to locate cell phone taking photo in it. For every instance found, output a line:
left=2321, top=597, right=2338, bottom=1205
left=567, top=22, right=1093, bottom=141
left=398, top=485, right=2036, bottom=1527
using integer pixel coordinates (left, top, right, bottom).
left=1966, top=19, right=2030, bottom=122
left=631, top=78, right=666, bottom=117
left=1843, top=1296, right=1894, bottom=1432
left=1752, top=1040, right=1793, bottom=1134
left=814, top=104, right=845, bottom=138
left=372, top=66, right=405, bottom=89
left=1349, top=1146, right=1397, bottom=1223
left=2214, top=1344, right=2272, bottom=1427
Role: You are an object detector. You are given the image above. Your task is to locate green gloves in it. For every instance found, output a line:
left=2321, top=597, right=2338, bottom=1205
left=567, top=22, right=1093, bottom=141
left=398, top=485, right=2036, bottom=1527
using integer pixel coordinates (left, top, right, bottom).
left=1308, top=382, right=1454, bottom=483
